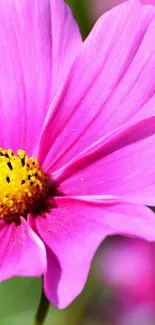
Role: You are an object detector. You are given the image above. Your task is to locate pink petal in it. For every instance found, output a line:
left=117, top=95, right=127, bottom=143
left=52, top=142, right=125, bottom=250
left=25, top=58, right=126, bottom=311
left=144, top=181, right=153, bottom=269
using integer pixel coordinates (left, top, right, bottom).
left=0, top=218, right=46, bottom=281
left=48, top=0, right=82, bottom=98
left=37, top=0, right=155, bottom=171
left=53, top=117, right=155, bottom=206
left=89, top=0, right=155, bottom=23
left=0, top=0, right=81, bottom=154
left=31, top=196, right=155, bottom=308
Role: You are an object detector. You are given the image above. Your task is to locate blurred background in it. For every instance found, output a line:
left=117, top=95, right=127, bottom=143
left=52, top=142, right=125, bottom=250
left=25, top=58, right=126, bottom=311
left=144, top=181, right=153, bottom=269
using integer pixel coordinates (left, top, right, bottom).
left=1, top=1, right=155, bottom=324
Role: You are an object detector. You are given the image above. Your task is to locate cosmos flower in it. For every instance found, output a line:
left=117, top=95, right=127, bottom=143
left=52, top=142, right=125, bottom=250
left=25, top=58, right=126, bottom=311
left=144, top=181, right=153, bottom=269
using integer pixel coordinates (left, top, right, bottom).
left=96, top=237, right=155, bottom=325
left=98, top=238, right=155, bottom=304
left=1, top=0, right=155, bottom=309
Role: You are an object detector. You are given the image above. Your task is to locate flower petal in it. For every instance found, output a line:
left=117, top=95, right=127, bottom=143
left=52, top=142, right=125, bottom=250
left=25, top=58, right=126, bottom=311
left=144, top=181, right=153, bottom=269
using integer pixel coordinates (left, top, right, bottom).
left=37, top=0, right=155, bottom=171
left=53, top=117, right=155, bottom=206
left=0, top=0, right=81, bottom=154
left=32, top=196, right=155, bottom=308
left=48, top=0, right=82, bottom=98
left=0, top=218, right=46, bottom=281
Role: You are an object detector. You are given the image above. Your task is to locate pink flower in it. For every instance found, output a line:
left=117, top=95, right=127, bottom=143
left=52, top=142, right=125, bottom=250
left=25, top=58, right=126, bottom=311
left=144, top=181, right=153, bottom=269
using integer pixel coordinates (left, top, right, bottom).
left=97, top=237, right=155, bottom=324
left=98, top=238, right=155, bottom=304
left=1, top=0, right=155, bottom=309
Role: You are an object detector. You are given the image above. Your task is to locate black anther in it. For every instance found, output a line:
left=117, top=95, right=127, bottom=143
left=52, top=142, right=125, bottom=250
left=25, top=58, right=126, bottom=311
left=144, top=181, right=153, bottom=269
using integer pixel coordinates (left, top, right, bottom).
left=6, top=176, right=10, bottom=183
left=7, top=162, right=13, bottom=170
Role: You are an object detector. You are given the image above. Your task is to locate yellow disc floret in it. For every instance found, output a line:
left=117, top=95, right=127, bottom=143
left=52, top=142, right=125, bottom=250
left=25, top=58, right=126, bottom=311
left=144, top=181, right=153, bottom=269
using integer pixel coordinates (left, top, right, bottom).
left=0, top=148, right=49, bottom=221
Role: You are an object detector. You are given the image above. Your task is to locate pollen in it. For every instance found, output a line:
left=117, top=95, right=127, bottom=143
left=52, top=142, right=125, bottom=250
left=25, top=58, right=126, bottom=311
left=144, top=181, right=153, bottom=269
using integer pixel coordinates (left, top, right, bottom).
left=0, top=148, right=49, bottom=221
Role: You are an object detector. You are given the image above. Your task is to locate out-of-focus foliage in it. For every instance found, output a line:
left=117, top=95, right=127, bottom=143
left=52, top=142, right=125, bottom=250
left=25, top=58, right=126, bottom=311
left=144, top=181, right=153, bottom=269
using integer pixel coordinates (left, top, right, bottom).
left=0, top=277, right=41, bottom=325
left=66, top=0, right=92, bottom=38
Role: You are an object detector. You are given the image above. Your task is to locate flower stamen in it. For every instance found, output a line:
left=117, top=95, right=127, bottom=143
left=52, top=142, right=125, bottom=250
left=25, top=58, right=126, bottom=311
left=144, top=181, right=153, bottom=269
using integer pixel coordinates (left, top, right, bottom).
left=0, top=148, right=50, bottom=221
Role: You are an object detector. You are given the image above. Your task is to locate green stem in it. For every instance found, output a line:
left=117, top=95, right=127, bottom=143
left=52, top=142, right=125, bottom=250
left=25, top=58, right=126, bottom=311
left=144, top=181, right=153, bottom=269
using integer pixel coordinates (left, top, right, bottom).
left=33, top=287, right=50, bottom=325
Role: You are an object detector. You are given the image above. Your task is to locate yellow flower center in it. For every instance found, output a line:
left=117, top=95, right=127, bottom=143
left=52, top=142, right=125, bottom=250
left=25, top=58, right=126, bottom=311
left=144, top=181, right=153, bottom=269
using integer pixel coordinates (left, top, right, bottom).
left=0, top=147, right=49, bottom=222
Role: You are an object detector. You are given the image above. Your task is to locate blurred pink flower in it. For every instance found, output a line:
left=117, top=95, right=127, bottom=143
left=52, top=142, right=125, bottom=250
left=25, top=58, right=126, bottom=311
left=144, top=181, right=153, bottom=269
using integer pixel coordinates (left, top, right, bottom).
left=1, top=0, right=155, bottom=309
left=98, top=238, right=155, bottom=304
left=97, top=237, right=155, bottom=324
